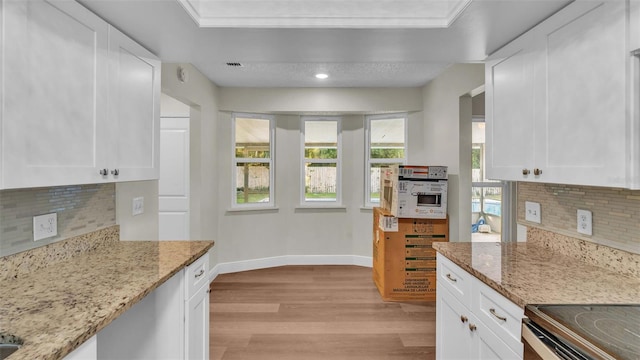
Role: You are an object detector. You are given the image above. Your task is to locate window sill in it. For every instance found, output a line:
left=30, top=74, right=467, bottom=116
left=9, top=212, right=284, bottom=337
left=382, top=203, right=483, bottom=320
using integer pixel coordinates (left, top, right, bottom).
left=360, top=206, right=377, bottom=211
left=295, top=205, right=347, bottom=210
left=226, top=206, right=279, bottom=213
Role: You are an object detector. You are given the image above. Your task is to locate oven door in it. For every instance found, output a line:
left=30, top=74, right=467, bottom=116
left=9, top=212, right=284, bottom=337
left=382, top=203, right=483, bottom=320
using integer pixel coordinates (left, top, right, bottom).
left=522, top=320, right=590, bottom=360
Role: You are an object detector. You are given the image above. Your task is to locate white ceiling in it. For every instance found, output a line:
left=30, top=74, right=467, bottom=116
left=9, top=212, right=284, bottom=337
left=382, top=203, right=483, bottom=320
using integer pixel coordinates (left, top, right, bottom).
left=79, top=0, right=572, bottom=88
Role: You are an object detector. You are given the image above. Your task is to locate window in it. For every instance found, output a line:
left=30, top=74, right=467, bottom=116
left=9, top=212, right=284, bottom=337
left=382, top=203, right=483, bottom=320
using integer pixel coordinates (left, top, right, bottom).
left=365, top=114, right=407, bottom=207
left=232, top=113, right=275, bottom=208
left=301, top=117, right=341, bottom=205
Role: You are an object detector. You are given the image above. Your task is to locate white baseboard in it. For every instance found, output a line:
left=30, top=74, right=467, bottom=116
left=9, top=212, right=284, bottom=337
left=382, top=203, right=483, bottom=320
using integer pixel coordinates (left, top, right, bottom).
left=209, top=255, right=372, bottom=281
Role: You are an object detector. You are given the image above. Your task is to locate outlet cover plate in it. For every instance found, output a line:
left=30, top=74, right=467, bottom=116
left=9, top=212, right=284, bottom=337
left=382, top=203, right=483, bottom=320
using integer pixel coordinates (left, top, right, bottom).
left=133, top=197, right=144, bottom=216
left=525, top=201, right=541, bottom=224
left=577, top=209, right=593, bottom=236
left=33, top=213, right=57, bottom=241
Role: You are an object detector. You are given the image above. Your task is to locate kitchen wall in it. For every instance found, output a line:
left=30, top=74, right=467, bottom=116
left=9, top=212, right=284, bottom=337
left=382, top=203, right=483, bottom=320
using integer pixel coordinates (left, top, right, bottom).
left=0, top=184, right=115, bottom=256
left=518, top=182, right=640, bottom=254
left=422, top=63, right=485, bottom=242
left=161, top=63, right=221, bottom=266
left=215, top=88, right=424, bottom=264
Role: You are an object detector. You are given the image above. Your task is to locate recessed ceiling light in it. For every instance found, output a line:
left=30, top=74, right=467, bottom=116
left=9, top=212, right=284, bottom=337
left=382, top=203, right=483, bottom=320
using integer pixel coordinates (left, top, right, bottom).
left=315, top=73, right=329, bottom=79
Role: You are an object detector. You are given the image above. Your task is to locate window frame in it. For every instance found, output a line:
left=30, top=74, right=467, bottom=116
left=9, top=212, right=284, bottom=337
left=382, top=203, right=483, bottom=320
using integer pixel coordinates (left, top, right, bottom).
left=231, top=112, right=276, bottom=209
left=364, top=113, right=408, bottom=208
left=300, top=116, right=342, bottom=206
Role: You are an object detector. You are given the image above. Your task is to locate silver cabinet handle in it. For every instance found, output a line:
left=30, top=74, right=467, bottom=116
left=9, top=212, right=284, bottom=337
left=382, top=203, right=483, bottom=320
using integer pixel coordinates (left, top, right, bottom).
left=469, top=323, right=477, bottom=332
left=460, top=315, right=468, bottom=323
left=99, top=169, right=109, bottom=176
left=522, top=169, right=530, bottom=175
left=195, top=269, right=205, bottom=278
left=489, top=308, right=507, bottom=322
left=533, top=168, right=542, bottom=176
left=446, top=273, right=457, bottom=282
left=111, top=169, right=119, bottom=176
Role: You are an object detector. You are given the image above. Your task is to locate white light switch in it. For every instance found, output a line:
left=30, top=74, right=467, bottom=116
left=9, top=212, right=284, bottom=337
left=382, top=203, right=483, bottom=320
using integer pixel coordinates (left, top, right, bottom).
left=133, top=197, right=144, bottom=216
left=577, top=209, right=592, bottom=236
left=33, top=213, right=57, bottom=241
left=525, top=201, right=541, bottom=224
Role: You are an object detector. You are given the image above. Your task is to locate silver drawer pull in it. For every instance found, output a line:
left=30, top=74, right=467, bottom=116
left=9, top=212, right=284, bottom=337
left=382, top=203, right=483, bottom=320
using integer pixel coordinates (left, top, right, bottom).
left=489, top=308, right=507, bottom=322
left=446, top=273, right=457, bottom=282
left=194, top=269, right=205, bottom=278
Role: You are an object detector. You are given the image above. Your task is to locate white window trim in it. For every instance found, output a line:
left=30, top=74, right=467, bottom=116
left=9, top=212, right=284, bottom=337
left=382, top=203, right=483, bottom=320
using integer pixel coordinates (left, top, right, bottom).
left=364, top=113, right=408, bottom=208
left=300, top=116, right=342, bottom=207
left=231, top=112, right=276, bottom=209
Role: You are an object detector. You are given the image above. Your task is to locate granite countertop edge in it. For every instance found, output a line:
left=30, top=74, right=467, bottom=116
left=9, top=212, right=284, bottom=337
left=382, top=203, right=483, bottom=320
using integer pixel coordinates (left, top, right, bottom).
left=432, top=242, right=640, bottom=309
left=1, top=240, right=215, bottom=360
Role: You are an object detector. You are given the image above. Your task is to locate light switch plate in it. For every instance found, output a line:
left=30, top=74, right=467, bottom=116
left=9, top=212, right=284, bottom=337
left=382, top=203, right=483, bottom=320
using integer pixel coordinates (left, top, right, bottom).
left=132, top=197, right=144, bottom=216
left=33, top=213, right=57, bottom=241
left=577, top=209, right=592, bottom=236
left=525, top=201, right=541, bottom=223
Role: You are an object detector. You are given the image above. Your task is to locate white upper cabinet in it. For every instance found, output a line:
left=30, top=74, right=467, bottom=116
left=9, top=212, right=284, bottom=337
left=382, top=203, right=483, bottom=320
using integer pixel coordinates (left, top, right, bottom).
left=108, top=27, right=160, bottom=182
left=486, top=1, right=640, bottom=188
left=0, top=0, right=160, bottom=189
left=2, top=0, right=109, bottom=188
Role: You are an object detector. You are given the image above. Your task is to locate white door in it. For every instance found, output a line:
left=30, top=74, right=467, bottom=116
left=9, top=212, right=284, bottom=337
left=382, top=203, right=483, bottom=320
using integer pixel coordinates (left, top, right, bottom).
left=159, top=117, right=190, bottom=240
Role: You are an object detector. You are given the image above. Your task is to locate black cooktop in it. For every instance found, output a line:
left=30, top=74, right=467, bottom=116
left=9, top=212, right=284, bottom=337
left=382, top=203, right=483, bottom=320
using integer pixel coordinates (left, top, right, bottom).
left=528, top=304, right=640, bottom=360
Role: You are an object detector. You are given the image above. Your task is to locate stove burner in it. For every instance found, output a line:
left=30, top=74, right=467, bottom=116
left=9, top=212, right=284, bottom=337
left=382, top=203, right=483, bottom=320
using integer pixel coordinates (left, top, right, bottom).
left=572, top=308, right=640, bottom=359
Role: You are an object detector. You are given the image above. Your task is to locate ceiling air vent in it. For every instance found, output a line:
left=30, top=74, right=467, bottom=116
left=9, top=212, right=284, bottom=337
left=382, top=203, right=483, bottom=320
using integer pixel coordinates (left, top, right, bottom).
left=226, top=62, right=243, bottom=67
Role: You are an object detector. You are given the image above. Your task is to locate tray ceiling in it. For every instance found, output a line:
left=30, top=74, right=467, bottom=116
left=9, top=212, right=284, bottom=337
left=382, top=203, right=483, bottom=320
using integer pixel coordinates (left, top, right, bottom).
left=178, top=0, right=472, bottom=28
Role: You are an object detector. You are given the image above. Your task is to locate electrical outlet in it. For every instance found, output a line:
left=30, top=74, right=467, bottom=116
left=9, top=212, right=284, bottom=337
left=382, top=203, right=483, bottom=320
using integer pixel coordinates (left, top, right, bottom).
left=132, top=197, right=144, bottom=216
left=577, top=209, right=592, bottom=236
left=525, top=201, right=541, bottom=223
left=33, top=213, right=57, bottom=241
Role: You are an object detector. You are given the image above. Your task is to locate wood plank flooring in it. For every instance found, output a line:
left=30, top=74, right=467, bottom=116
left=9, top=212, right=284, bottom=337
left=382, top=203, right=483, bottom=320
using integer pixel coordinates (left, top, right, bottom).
left=210, top=265, right=436, bottom=360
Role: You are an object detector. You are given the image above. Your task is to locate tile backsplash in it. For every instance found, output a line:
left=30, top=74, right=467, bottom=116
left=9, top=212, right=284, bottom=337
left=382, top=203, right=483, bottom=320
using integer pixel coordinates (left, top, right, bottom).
left=517, top=182, right=640, bottom=254
left=0, top=184, right=115, bottom=257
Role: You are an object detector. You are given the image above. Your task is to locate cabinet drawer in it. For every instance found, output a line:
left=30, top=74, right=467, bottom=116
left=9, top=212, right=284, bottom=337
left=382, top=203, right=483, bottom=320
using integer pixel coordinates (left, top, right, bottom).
left=472, top=279, right=524, bottom=354
left=437, top=254, right=472, bottom=305
left=185, top=253, right=209, bottom=299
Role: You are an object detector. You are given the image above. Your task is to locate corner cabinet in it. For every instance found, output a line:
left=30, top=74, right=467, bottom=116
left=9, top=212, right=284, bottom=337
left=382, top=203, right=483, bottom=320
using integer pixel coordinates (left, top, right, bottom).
left=0, top=0, right=160, bottom=189
left=436, top=255, right=523, bottom=360
left=486, top=1, right=640, bottom=189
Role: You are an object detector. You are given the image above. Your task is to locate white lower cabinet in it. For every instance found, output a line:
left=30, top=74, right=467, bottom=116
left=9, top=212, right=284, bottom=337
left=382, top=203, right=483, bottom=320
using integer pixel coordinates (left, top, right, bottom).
left=186, top=284, right=210, bottom=360
left=436, top=254, right=523, bottom=360
left=96, top=251, right=210, bottom=360
left=184, top=250, right=211, bottom=360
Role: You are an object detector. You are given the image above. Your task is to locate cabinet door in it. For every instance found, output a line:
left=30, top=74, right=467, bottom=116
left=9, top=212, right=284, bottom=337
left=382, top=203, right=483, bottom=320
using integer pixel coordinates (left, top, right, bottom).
left=185, top=285, right=210, bottom=360
left=2, top=0, right=109, bottom=188
left=471, top=314, right=521, bottom=360
left=436, top=284, right=474, bottom=360
left=108, top=26, right=160, bottom=181
left=485, top=36, right=537, bottom=182
left=536, top=2, right=628, bottom=187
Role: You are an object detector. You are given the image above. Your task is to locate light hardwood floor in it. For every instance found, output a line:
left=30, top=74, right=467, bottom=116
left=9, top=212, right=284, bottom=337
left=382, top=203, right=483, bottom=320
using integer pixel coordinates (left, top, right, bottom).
left=210, top=265, right=436, bottom=360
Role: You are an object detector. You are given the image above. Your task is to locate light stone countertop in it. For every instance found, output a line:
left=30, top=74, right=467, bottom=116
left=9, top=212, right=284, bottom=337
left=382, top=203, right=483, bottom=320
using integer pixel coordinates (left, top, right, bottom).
left=433, top=242, right=640, bottom=308
left=0, top=240, right=214, bottom=360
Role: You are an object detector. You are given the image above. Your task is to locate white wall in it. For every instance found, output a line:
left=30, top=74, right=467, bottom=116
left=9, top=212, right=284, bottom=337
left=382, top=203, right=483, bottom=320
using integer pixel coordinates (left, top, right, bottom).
left=422, top=64, right=485, bottom=242
left=160, top=63, right=220, bottom=266
left=215, top=88, right=424, bottom=265
left=117, top=181, right=159, bottom=240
